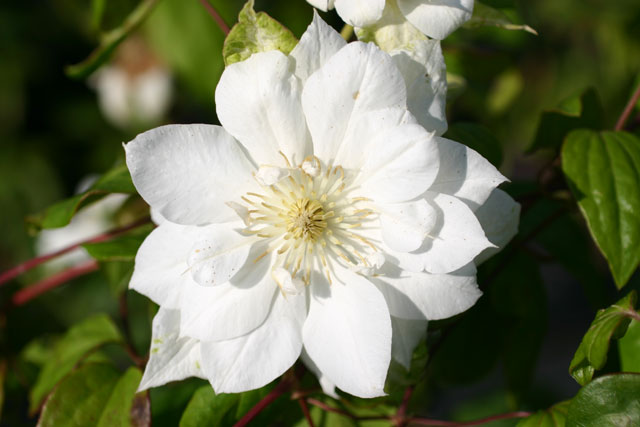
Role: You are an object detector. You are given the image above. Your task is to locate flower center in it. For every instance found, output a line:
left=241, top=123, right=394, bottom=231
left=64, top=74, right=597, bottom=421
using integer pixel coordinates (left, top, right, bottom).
left=240, top=155, right=380, bottom=290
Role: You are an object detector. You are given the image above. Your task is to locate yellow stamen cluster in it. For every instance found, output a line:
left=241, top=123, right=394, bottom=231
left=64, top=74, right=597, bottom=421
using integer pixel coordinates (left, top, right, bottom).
left=241, top=155, right=378, bottom=288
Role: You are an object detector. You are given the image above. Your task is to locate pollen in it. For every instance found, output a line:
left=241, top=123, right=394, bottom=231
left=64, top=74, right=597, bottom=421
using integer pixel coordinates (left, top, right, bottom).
left=241, top=155, right=380, bottom=289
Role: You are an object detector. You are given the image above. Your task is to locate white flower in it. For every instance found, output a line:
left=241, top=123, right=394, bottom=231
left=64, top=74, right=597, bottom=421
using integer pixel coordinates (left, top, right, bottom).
left=125, top=15, right=516, bottom=398
left=308, top=0, right=474, bottom=40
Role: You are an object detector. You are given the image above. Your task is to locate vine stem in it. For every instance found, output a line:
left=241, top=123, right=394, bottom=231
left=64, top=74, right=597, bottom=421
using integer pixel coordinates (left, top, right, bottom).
left=297, top=397, right=315, bottom=427
left=198, top=0, right=230, bottom=35
left=615, top=80, right=640, bottom=131
left=0, top=216, right=151, bottom=287
left=234, top=376, right=295, bottom=427
left=11, top=260, right=99, bottom=306
left=394, top=386, right=414, bottom=426
left=305, top=398, right=389, bottom=421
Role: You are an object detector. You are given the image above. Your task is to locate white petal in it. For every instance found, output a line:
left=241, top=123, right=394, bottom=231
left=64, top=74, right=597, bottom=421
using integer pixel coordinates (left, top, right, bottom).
left=373, top=262, right=481, bottom=320
left=200, top=292, right=306, bottom=393
left=187, top=224, right=252, bottom=287
left=138, top=308, right=205, bottom=391
left=303, top=266, right=392, bottom=398
left=302, top=42, right=406, bottom=164
left=180, top=244, right=277, bottom=341
left=290, top=12, right=346, bottom=82
left=391, top=316, right=427, bottom=369
left=273, top=267, right=306, bottom=295
left=254, top=165, right=290, bottom=186
left=390, top=39, right=448, bottom=136
left=379, top=199, right=438, bottom=252
left=125, top=124, right=255, bottom=225
left=474, top=189, right=520, bottom=264
left=130, top=221, right=199, bottom=309
left=388, top=192, right=494, bottom=274
left=334, top=0, right=385, bottom=27
left=215, top=51, right=310, bottom=166
left=300, top=349, right=338, bottom=398
left=428, top=137, right=507, bottom=210
left=343, top=110, right=439, bottom=203
left=397, top=0, right=474, bottom=40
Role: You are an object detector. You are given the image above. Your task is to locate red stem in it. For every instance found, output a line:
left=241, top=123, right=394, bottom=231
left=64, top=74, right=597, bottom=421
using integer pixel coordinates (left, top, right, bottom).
left=394, top=386, right=414, bottom=426
left=615, top=81, right=640, bottom=131
left=305, top=398, right=389, bottom=421
left=234, top=377, right=294, bottom=427
left=0, top=216, right=150, bottom=287
left=198, top=0, right=230, bottom=35
left=298, top=397, right=315, bottom=427
left=11, top=260, right=99, bottom=306
left=408, top=411, right=533, bottom=426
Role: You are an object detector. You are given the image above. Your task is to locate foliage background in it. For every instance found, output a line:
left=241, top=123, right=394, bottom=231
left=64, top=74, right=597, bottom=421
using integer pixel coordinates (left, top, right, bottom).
left=1, top=0, right=639, bottom=425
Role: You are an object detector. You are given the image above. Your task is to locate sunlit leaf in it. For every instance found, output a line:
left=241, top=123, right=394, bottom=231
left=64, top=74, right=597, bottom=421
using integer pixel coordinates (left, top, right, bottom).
left=562, top=130, right=640, bottom=288
left=97, top=367, right=148, bottom=427
left=222, top=0, right=298, bottom=66
left=179, top=386, right=239, bottom=427
left=29, top=314, right=123, bottom=413
left=464, top=2, right=537, bottom=35
left=566, top=373, right=640, bottom=426
left=569, top=291, right=638, bottom=385
left=618, top=319, right=640, bottom=373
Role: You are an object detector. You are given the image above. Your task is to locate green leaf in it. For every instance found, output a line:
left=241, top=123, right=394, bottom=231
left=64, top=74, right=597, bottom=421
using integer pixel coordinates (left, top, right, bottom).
left=29, top=314, right=123, bottom=413
left=619, top=319, right=640, bottom=373
left=464, top=2, right=537, bottom=35
left=97, top=367, right=148, bottom=427
left=100, top=261, right=135, bottom=297
left=444, top=122, right=503, bottom=167
left=566, top=373, right=640, bottom=426
left=569, top=291, right=638, bottom=385
left=223, top=0, right=298, bottom=66
left=66, top=0, right=160, bottom=79
left=83, top=223, right=153, bottom=262
left=562, top=130, right=640, bottom=288
left=27, top=164, right=135, bottom=230
left=179, top=386, right=239, bottom=427
left=529, top=88, right=603, bottom=153
left=38, top=363, right=120, bottom=426
left=516, top=401, right=570, bottom=427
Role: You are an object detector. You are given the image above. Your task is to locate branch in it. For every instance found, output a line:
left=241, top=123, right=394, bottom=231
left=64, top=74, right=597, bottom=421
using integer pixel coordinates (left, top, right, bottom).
left=305, top=398, right=389, bottom=421
left=615, top=80, right=640, bottom=131
left=11, top=260, right=99, bottom=306
left=394, top=386, right=414, bottom=426
left=198, top=0, right=230, bottom=35
left=298, top=397, right=315, bottom=427
left=0, top=216, right=151, bottom=287
left=408, top=411, right=533, bottom=426
left=234, top=376, right=294, bottom=427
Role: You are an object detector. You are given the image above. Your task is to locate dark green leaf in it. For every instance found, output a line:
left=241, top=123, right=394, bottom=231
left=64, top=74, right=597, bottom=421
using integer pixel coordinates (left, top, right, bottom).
left=179, top=386, right=239, bottom=427
left=516, top=401, right=570, bottom=427
left=223, top=0, right=298, bottom=66
left=84, top=223, right=153, bottom=262
left=29, top=314, right=123, bottom=413
left=27, top=164, right=135, bottom=230
left=38, top=363, right=120, bottom=427
left=464, top=2, right=537, bottom=34
left=562, top=130, right=640, bottom=288
left=100, top=261, right=135, bottom=297
left=618, top=319, right=640, bottom=373
left=569, top=291, right=638, bottom=385
left=529, top=88, right=603, bottom=153
left=566, top=373, right=640, bottom=426
left=444, top=122, right=503, bottom=167
left=97, top=367, right=146, bottom=427
left=66, top=0, right=160, bottom=79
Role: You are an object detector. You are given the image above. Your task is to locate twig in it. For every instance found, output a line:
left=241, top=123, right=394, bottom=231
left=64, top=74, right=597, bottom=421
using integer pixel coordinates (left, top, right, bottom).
left=198, top=0, right=230, bottom=35
left=305, top=398, right=389, bottom=421
left=407, top=411, right=533, bottom=426
left=234, top=376, right=294, bottom=427
left=394, top=386, right=414, bottom=426
left=11, top=260, right=99, bottom=306
left=298, top=397, right=315, bottom=427
left=0, top=216, right=151, bottom=287
left=615, top=80, right=640, bottom=131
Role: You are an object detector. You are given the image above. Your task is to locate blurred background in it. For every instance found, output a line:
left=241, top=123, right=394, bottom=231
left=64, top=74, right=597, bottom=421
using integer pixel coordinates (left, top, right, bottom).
left=1, top=0, right=639, bottom=425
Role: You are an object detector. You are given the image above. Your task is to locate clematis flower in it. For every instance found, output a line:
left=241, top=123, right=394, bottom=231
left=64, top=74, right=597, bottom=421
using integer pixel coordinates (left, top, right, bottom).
left=125, top=14, right=516, bottom=398
left=307, top=0, right=474, bottom=40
